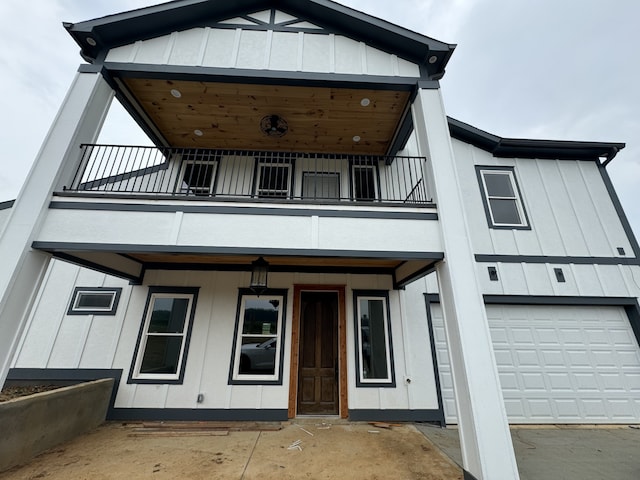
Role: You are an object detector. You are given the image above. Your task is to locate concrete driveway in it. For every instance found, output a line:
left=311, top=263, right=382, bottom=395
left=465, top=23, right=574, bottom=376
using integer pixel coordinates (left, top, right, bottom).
left=416, top=424, right=640, bottom=480
left=3, top=421, right=462, bottom=479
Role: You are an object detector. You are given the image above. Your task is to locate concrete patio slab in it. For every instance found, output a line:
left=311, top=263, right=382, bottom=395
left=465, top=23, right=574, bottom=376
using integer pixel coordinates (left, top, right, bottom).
left=416, top=424, right=640, bottom=480
left=3, top=421, right=462, bottom=479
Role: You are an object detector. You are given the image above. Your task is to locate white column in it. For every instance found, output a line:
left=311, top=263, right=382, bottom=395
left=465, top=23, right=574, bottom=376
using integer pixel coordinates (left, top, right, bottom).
left=412, top=88, right=519, bottom=480
left=0, top=71, right=114, bottom=387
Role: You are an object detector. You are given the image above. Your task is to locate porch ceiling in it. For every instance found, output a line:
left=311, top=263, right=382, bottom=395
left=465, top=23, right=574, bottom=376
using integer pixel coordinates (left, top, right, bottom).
left=122, top=78, right=411, bottom=155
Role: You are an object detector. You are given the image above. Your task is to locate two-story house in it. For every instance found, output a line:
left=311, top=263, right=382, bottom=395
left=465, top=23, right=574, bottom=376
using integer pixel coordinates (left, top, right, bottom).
left=1, top=1, right=639, bottom=479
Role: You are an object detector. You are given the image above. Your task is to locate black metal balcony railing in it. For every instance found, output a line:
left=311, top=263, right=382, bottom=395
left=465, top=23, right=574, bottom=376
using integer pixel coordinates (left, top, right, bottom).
left=67, top=145, right=431, bottom=205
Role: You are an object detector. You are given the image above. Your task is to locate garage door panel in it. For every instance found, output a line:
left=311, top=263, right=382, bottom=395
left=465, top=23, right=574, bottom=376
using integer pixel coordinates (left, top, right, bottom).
left=432, top=304, right=640, bottom=424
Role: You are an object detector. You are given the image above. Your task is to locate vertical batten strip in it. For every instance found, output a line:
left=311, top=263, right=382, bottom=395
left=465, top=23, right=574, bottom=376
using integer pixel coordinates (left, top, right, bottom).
left=129, top=41, right=141, bottom=63
left=391, top=54, right=400, bottom=77
left=359, top=42, right=368, bottom=74
left=297, top=32, right=304, bottom=71
left=264, top=29, right=274, bottom=71
left=163, top=31, right=178, bottom=65
left=197, top=27, right=211, bottom=67
left=329, top=33, right=336, bottom=73
left=230, top=28, right=241, bottom=68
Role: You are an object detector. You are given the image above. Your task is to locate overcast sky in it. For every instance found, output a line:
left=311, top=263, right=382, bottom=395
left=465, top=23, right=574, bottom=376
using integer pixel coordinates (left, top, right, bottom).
left=1, top=0, right=638, bottom=239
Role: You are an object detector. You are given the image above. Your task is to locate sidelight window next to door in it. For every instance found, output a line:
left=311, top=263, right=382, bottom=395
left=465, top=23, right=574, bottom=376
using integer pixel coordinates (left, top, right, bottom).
left=354, top=290, right=395, bottom=387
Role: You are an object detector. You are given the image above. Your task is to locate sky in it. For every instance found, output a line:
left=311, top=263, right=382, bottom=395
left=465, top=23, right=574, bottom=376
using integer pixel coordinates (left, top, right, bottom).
left=1, top=0, right=638, bottom=239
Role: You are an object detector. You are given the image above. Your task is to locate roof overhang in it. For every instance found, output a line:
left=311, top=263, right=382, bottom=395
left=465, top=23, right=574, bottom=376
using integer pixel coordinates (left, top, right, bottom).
left=64, top=0, right=455, bottom=80
left=448, top=117, right=625, bottom=163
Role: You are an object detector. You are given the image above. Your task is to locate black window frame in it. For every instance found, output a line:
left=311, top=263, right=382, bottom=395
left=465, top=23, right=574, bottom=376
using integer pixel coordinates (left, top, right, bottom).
left=128, top=286, right=199, bottom=385
left=476, top=165, right=530, bottom=230
left=67, top=287, right=122, bottom=316
left=228, top=288, right=289, bottom=386
left=353, top=289, right=396, bottom=388
left=349, top=158, right=381, bottom=201
left=253, top=157, right=295, bottom=199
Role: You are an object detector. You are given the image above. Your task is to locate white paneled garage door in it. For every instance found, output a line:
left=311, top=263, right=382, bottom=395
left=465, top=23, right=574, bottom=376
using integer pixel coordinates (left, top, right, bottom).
left=432, top=304, right=640, bottom=423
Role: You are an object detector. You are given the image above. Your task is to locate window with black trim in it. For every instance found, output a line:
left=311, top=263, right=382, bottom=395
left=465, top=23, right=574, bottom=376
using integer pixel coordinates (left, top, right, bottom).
left=67, top=287, right=122, bottom=315
left=477, top=166, right=529, bottom=228
left=129, top=287, right=198, bottom=384
left=229, top=288, right=288, bottom=385
left=353, top=290, right=395, bottom=387
left=302, top=172, right=340, bottom=199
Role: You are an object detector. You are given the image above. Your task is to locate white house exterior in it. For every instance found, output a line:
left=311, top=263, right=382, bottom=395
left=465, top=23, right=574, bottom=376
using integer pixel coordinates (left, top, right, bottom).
left=2, top=1, right=639, bottom=479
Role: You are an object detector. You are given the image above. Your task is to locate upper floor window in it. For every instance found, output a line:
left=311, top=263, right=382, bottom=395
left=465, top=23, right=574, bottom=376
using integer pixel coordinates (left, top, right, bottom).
left=351, top=162, right=379, bottom=201
left=256, top=161, right=292, bottom=198
left=177, top=151, right=220, bottom=196
left=302, top=172, right=340, bottom=200
left=477, top=166, right=529, bottom=229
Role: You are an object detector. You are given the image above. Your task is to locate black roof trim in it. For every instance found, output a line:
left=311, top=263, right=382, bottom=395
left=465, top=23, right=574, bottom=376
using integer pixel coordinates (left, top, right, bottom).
left=64, top=0, right=455, bottom=79
left=448, top=117, right=625, bottom=162
left=0, top=199, right=15, bottom=210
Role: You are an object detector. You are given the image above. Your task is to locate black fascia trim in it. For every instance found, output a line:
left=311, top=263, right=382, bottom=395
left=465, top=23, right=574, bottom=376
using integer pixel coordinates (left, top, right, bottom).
left=144, top=262, right=394, bottom=276
left=348, top=409, right=443, bottom=424
left=422, top=294, right=446, bottom=426
left=482, top=295, right=639, bottom=307
left=108, top=407, right=288, bottom=422
left=448, top=117, right=625, bottom=161
left=78, top=64, right=102, bottom=74
left=624, top=302, right=640, bottom=353
left=106, top=62, right=419, bottom=91
left=67, top=286, right=123, bottom=316
left=65, top=0, right=454, bottom=77
left=48, top=200, right=438, bottom=220
left=393, top=261, right=440, bottom=290
left=228, top=288, right=289, bottom=386
left=597, top=163, right=640, bottom=258
left=475, top=254, right=640, bottom=266
left=475, top=166, right=531, bottom=231
left=0, top=199, right=15, bottom=210
left=353, top=289, right=396, bottom=388
left=127, top=286, right=200, bottom=385
left=6, top=368, right=122, bottom=419
left=463, top=470, right=480, bottom=480
left=32, top=241, right=444, bottom=262
left=47, top=251, right=143, bottom=284
left=387, top=105, right=415, bottom=158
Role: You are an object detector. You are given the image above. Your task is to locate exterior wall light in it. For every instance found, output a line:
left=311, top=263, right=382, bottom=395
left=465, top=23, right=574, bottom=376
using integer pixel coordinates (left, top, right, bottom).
left=250, top=257, right=269, bottom=295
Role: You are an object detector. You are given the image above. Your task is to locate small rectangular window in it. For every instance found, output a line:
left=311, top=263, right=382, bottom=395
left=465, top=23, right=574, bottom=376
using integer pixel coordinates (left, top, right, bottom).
left=179, top=160, right=217, bottom=195
left=352, top=164, right=378, bottom=201
left=302, top=172, right=340, bottom=199
left=229, top=289, right=288, bottom=384
left=353, top=290, right=395, bottom=387
left=67, top=287, right=122, bottom=315
left=477, top=167, right=529, bottom=228
left=129, top=287, right=198, bottom=384
left=256, top=163, right=291, bottom=198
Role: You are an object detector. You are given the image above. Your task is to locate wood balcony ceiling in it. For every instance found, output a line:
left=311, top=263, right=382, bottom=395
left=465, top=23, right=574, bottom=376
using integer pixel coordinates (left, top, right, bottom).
left=123, top=78, right=410, bottom=155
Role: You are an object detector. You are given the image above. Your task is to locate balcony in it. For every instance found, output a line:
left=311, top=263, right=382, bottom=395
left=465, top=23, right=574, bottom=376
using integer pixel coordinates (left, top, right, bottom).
left=65, top=145, right=431, bottom=206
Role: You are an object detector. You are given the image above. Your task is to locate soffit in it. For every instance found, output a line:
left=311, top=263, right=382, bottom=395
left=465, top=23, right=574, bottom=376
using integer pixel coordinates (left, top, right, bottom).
left=123, top=78, right=411, bottom=154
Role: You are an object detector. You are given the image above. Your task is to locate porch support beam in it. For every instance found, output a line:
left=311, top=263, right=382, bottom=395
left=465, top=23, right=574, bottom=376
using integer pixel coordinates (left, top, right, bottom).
left=411, top=88, right=520, bottom=479
left=0, top=72, right=114, bottom=387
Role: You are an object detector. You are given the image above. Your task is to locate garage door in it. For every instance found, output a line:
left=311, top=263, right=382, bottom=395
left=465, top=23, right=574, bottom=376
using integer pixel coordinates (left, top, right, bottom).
left=432, top=304, right=640, bottom=423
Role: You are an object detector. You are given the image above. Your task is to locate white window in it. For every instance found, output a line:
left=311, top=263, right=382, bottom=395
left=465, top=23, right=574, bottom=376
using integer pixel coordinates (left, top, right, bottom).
left=354, top=291, right=395, bottom=386
left=352, top=164, right=378, bottom=201
left=67, top=287, right=122, bottom=315
left=178, top=160, right=217, bottom=195
left=256, top=162, right=292, bottom=198
left=478, top=167, right=528, bottom=228
left=130, top=288, right=198, bottom=383
left=230, top=289, right=287, bottom=384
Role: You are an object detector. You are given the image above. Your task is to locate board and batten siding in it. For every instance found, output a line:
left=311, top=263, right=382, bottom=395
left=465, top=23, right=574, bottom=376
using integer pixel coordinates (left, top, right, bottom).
left=105, top=25, right=420, bottom=78
left=13, top=262, right=440, bottom=413
left=451, top=139, right=634, bottom=258
left=11, top=260, right=131, bottom=369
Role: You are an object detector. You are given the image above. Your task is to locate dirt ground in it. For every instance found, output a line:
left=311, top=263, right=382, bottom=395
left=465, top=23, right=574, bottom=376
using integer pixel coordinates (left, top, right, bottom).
left=2, top=421, right=462, bottom=480
left=0, top=386, right=62, bottom=403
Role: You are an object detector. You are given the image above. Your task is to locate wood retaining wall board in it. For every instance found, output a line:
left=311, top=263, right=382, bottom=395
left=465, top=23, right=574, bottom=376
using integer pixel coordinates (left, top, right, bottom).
left=0, top=378, right=114, bottom=472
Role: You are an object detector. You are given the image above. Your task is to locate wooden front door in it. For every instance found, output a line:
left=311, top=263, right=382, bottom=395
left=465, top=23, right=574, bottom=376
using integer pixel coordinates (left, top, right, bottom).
left=297, top=292, right=339, bottom=415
